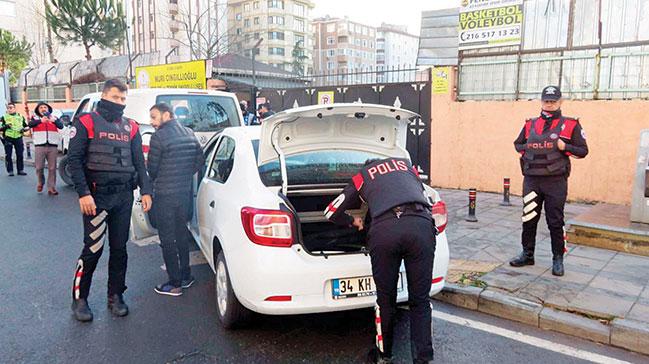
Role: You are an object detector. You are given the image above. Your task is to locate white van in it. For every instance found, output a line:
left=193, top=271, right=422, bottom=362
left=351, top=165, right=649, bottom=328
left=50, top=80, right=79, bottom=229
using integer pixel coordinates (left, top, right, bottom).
left=58, top=88, right=244, bottom=186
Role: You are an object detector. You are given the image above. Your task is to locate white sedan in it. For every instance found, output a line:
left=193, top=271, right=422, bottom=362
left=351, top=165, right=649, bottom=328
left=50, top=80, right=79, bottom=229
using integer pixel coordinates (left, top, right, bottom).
left=133, top=103, right=450, bottom=328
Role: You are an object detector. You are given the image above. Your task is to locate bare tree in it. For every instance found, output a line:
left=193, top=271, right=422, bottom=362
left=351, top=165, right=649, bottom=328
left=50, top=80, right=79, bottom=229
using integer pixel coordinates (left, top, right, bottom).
left=28, top=1, right=61, bottom=65
left=159, top=1, right=237, bottom=61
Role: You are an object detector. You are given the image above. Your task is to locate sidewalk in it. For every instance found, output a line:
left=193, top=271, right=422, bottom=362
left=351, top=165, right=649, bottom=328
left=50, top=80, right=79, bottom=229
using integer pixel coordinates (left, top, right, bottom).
left=436, top=188, right=649, bottom=355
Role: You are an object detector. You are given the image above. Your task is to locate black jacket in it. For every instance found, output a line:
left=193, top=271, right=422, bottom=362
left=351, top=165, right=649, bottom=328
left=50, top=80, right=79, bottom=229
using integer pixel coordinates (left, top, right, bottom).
left=147, top=120, right=204, bottom=197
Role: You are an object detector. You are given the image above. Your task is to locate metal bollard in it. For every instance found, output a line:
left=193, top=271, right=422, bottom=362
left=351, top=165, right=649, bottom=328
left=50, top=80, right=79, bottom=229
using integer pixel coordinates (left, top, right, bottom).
left=500, top=177, right=512, bottom=206
left=465, top=188, right=478, bottom=222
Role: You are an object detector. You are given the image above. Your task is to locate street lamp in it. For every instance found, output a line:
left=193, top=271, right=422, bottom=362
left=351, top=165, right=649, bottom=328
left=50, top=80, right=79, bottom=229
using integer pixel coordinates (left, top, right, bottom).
left=251, top=38, right=264, bottom=112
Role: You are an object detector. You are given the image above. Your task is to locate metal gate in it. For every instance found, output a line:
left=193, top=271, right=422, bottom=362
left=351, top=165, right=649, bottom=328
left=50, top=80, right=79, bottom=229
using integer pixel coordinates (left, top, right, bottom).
left=257, top=79, right=432, bottom=182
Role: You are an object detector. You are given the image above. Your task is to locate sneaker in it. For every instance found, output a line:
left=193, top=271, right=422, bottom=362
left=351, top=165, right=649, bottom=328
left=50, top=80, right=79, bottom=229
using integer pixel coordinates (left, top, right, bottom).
left=17, top=171, right=27, bottom=176
left=154, top=282, right=183, bottom=296
left=107, top=294, right=129, bottom=317
left=71, top=299, right=93, bottom=322
left=552, top=255, right=565, bottom=276
left=8, top=173, right=14, bottom=177
left=509, top=251, right=535, bottom=267
left=181, top=276, right=196, bottom=289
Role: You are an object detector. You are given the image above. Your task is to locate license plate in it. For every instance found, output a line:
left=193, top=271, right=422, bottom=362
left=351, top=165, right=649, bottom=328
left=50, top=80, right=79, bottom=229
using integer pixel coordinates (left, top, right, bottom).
left=332, top=274, right=403, bottom=299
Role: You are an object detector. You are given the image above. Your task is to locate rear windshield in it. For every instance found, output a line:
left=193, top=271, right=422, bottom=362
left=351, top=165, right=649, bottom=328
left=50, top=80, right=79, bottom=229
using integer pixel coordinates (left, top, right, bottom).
left=156, top=94, right=240, bottom=132
left=258, top=149, right=387, bottom=186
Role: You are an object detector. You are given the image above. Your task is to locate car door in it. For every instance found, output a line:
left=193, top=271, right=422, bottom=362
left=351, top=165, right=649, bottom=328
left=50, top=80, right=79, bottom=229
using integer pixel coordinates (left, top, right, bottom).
left=189, top=135, right=220, bottom=241
left=197, top=135, right=236, bottom=261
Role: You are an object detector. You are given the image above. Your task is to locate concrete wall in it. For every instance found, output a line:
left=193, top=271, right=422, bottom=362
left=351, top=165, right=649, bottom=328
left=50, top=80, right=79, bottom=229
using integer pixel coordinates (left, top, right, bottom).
left=431, top=68, right=648, bottom=205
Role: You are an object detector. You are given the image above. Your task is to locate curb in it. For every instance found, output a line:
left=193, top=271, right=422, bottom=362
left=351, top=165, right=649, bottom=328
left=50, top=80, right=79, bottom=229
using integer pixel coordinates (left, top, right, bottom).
left=435, top=283, right=649, bottom=356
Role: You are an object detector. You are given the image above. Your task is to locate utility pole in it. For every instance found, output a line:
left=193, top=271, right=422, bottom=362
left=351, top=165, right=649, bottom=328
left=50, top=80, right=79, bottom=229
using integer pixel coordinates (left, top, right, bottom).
left=251, top=38, right=264, bottom=112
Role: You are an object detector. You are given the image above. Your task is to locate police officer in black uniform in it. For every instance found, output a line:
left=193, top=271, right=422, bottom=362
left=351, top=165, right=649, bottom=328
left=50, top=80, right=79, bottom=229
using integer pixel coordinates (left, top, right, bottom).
left=68, top=79, right=152, bottom=322
left=325, top=158, right=435, bottom=364
left=510, top=86, right=588, bottom=276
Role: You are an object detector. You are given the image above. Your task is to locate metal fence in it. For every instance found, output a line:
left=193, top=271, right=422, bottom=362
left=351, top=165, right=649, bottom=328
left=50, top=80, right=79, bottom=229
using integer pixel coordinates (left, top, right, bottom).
left=24, top=86, right=67, bottom=103
left=458, top=0, right=649, bottom=100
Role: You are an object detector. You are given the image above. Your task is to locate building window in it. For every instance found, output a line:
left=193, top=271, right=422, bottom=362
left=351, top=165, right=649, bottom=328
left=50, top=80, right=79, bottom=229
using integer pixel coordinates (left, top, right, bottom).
left=236, top=13, right=242, bottom=21
left=326, top=36, right=335, bottom=45
left=294, top=3, right=305, bottom=17
left=362, top=27, right=368, bottom=36
left=237, top=28, right=242, bottom=35
left=269, top=47, right=285, bottom=55
left=337, top=48, right=345, bottom=55
left=362, top=39, right=367, bottom=47
left=370, top=41, right=374, bottom=49
left=244, top=49, right=260, bottom=57
left=268, top=16, right=284, bottom=25
left=244, top=3, right=250, bottom=11
left=327, top=49, right=335, bottom=57
left=337, top=36, right=348, bottom=44
left=355, top=38, right=361, bottom=46
left=245, top=34, right=251, bottom=42
left=370, top=29, right=375, bottom=36
left=327, top=61, right=335, bottom=70
left=254, top=17, right=259, bottom=25
left=295, top=19, right=304, bottom=32
left=268, top=31, right=285, bottom=40
left=150, top=31, right=155, bottom=38
left=254, top=1, right=259, bottom=9
left=244, top=18, right=250, bottom=27
left=254, top=32, right=260, bottom=39
left=268, top=0, right=283, bottom=9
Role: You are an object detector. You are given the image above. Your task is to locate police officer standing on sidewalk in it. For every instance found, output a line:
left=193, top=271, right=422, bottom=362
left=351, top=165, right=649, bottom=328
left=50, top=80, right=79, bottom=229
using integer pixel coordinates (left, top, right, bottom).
left=325, top=158, right=435, bottom=364
left=67, top=79, right=152, bottom=322
left=147, top=103, right=204, bottom=297
left=510, top=86, right=588, bottom=276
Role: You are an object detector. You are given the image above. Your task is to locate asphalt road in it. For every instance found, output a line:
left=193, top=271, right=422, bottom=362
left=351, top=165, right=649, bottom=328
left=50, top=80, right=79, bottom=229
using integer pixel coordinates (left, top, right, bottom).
left=0, top=167, right=646, bottom=364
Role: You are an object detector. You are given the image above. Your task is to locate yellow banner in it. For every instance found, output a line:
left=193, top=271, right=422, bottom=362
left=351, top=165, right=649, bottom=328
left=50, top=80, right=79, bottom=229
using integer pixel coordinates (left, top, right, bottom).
left=135, top=60, right=207, bottom=89
left=433, top=67, right=451, bottom=94
left=317, top=91, right=335, bottom=105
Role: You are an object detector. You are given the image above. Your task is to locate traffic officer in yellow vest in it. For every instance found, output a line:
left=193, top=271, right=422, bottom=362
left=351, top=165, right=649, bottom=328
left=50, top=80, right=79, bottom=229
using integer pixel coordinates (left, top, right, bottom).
left=510, top=86, right=588, bottom=276
left=0, top=102, right=29, bottom=176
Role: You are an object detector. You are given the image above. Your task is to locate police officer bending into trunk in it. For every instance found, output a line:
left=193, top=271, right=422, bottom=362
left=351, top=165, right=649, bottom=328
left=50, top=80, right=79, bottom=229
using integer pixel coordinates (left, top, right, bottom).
left=510, top=86, right=588, bottom=276
left=325, top=158, right=435, bottom=364
left=68, top=79, right=152, bottom=322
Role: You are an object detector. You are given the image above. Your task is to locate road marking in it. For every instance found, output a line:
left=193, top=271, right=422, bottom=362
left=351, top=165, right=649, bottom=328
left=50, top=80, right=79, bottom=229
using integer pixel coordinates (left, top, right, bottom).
left=131, top=235, right=161, bottom=247
left=160, top=251, right=208, bottom=271
left=433, top=310, right=633, bottom=364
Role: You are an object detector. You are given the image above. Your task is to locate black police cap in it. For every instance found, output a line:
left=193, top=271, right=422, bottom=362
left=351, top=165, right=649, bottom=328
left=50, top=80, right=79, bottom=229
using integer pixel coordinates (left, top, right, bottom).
left=541, top=86, right=562, bottom=101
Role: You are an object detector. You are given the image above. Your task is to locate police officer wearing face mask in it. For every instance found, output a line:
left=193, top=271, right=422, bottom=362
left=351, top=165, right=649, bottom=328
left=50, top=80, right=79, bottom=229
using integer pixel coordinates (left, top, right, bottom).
left=325, top=158, right=435, bottom=364
left=67, top=79, right=152, bottom=322
left=510, top=86, right=588, bottom=276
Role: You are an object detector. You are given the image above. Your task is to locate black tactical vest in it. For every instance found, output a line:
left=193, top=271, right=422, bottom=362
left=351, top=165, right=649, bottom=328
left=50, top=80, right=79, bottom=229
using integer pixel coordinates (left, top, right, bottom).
left=356, top=158, right=430, bottom=219
left=521, top=117, right=570, bottom=176
left=79, top=112, right=136, bottom=174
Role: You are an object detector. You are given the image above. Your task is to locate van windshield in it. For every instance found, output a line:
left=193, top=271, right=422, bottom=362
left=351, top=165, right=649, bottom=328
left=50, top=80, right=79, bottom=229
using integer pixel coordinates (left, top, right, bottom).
left=258, top=149, right=387, bottom=186
left=156, top=94, right=240, bottom=132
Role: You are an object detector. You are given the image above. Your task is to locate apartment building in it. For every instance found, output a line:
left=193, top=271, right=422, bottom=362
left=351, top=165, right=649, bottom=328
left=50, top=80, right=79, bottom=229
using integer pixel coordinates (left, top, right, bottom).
left=130, top=0, right=229, bottom=62
left=376, top=22, right=419, bottom=78
left=313, top=16, right=377, bottom=81
left=226, top=0, right=315, bottom=74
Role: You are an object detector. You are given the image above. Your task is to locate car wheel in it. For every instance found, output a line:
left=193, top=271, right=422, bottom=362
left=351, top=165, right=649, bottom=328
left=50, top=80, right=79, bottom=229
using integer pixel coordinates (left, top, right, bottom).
left=215, top=251, right=252, bottom=329
left=58, top=155, right=74, bottom=186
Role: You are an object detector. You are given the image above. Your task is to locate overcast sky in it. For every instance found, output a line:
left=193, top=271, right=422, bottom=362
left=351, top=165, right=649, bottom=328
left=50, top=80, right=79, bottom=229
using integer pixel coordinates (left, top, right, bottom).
left=311, top=0, right=459, bottom=35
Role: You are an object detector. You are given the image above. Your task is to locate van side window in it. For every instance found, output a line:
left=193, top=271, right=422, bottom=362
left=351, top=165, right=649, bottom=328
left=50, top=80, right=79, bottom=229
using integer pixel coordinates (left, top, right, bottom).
left=74, top=99, right=89, bottom=118
left=208, top=136, right=236, bottom=183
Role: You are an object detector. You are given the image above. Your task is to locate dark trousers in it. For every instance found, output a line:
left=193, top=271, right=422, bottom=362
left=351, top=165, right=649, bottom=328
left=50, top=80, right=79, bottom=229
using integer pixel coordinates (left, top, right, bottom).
left=521, top=175, right=568, bottom=257
left=73, top=190, right=134, bottom=300
left=368, top=212, right=436, bottom=363
left=154, top=194, right=192, bottom=287
left=3, top=137, right=24, bottom=173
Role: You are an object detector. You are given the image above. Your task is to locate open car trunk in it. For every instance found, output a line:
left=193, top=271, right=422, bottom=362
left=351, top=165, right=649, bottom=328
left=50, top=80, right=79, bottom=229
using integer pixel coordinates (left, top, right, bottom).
left=286, top=191, right=368, bottom=254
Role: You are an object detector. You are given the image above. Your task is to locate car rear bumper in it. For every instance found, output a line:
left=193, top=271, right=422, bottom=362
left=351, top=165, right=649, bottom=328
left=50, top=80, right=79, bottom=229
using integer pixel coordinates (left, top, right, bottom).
left=228, top=233, right=450, bottom=315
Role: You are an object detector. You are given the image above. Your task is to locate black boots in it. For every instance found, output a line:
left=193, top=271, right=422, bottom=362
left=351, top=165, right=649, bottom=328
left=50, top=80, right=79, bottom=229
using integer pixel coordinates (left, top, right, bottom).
left=107, top=294, right=129, bottom=317
left=71, top=299, right=93, bottom=322
left=509, top=250, right=535, bottom=267
left=552, top=255, right=565, bottom=276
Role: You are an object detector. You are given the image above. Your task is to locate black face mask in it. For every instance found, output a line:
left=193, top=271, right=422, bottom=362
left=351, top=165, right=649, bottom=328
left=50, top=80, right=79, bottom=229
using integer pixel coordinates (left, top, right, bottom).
left=97, top=99, right=126, bottom=122
left=540, top=108, right=561, bottom=121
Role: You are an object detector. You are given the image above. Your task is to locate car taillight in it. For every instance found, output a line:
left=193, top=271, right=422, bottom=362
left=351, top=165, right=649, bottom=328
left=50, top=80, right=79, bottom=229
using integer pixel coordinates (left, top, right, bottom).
left=432, top=201, right=448, bottom=234
left=241, top=207, right=294, bottom=247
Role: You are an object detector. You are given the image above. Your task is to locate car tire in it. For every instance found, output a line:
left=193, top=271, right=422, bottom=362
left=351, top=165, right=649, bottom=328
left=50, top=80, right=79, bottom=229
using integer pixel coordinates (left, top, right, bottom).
left=58, top=155, right=74, bottom=186
left=215, top=251, right=252, bottom=329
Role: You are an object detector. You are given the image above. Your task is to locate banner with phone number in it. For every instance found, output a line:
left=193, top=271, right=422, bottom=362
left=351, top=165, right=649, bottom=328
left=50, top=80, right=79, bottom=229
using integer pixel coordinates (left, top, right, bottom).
left=458, top=0, right=524, bottom=50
